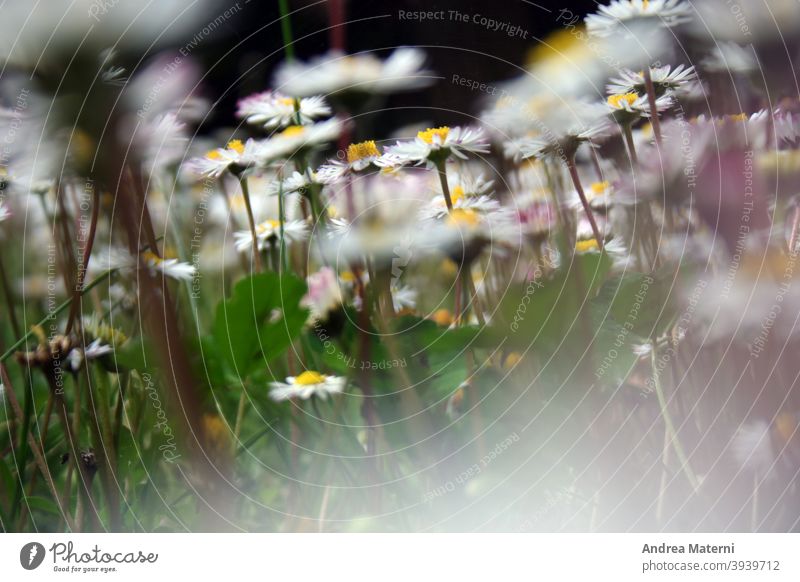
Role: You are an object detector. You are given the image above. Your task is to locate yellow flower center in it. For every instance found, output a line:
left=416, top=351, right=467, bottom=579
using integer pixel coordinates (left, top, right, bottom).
left=278, top=97, right=295, bottom=106
left=590, top=181, right=609, bottom=197
left=257, top=220, right=281, bottom=234
left=431, top=309, right=454, bottom=327
left=504, top=352, right=523, bottom=369
left=447, top=208, right=480, bottom=227
left=206, top=150, right=222, bottom=160
left=642, top=0, right=650, bottom=9
left=775, top=412, right=796, bottom=444
left=440, top=258, right=458, bottom=277
left=227, top=139, right=245, bottom=154
left=340, top=271, right=357, bottom=283
left=450, top=185, right=465, bottom=204
left=295, top=371, right=326, bottom=385
left=575, top=238, right=600, bottom=253
left=417, top=126, right=450, bottom=144
left=346, top=140, right=381, bottom=164
left=281, top=125, right=305, bottom=137
left=729, top=113, right=748, bottom=122
left=141, top=250, right=163, bottom=265
left=607, top=93, right=638, bottom=109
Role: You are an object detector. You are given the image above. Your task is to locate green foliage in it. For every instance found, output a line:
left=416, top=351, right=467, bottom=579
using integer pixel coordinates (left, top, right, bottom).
left=212, top=273, right=309, bottom=379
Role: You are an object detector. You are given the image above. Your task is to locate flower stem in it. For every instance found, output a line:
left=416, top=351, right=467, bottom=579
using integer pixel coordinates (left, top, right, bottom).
left=277, top=0, right=295, bottom=61
left=622, top=123, right=638, bottom=165
left=435, top=159, right=454, bottom=211
left=277, top=172, right=288, bottom=274
left=66, top=187, right=100, bottom=335
left=565, top=154, right=604, bottom=250
left=643, top=68, right=663, bottom=147
left=239, top=176, right=263, bottom=273
left=650, top=341, right=699, bottom=493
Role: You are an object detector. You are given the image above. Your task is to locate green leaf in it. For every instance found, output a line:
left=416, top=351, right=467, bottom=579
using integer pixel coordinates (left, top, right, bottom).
left=25, top=496, right=61, bottom=516
left=113, top=337, right=157, bottom=374
left=0, top=456, right=13, bottom=496
left=498, top=252, right=611, bottom=351
left=592, top=268, right=679, bottom=339
left=213, top=273, right=309, bottom=378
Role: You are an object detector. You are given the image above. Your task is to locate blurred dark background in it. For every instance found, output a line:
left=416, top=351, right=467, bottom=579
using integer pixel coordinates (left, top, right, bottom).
left=170, top=0, right=600, bottom=133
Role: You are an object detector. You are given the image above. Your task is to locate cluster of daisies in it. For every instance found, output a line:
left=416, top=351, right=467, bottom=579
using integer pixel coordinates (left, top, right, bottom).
left=164, top=0, right=795, bottom=402
left=4, top=0, right=799, bottom=426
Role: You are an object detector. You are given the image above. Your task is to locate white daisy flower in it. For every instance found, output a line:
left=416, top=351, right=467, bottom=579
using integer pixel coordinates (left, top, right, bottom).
left=265, top=170, right=316, bottom=196
left=136, top=111, right=189, bottom=173
left=512, top=123, right=613, bottom=162
left=605, top=91, right=674, bottom=122
left=187, top=139, right=262, bottom=179
left=142, top=251, right=197, bottom=281
left=631, top=342, right=653, bottom=357
left=316, top=140, right=385, bottom=184
left=68, top=338, right=114, bottom=372
left=421, top=182, right=501, bottom=220
left=607, top=65, right=698, bottom=97
left=233, top=218, right=309, bottom=252
left=424, top=206, right=521, bottom=261
left=269, top=371, right=346, bottom=401
left=237, top=91, right=331, bottom=129
left=773, top=110, right=800, bottom=144
left=575, top=236, right=630, bottom=268
left=274, top=48, right=433, bottom=97
left=381, top=126, right=490, bottom=167
left=516, top=192, right=557, bottom=239
left=585, top=0, right=694, bottom=37
left=101, top=63, right=127, bottom=86
left=254, top=119, right=342, bottom=163
left=567, top=180, right=616, bottom=211
left=392, top=285, right=418, bottom=312
left=690, top=0, right=800, bottom=42
left=701, top=42, right=756, bottom=74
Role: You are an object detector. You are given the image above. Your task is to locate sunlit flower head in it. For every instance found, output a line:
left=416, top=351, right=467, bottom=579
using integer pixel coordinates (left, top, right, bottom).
left=585, top=0, right=694, bottom=37
left=607, top=65, right=698, bottom=97
left=421, top=179, right=500, bottom=220
left=423, top=205, right=521, bottom=264
left=141, top=250, right=197, bottom=281
left=605, top=91, right=673, bottom=123
left=188, top=139, right=261, bottom=178
left=510, top=103, right=614, bottom=161
left=316, top=140, right=385, bottom=184
left=265, top=170, right=316, bottom=197
left=233, top=218, right=308, bottom=252
left=568, top=180, right=616, bottom=211
left=237, top=91, right=331, bottom=129
left=382, top=126, right=490, bottom=167
left=254, top=119, right=342, bottom=163
left=269, top=371, right=346, bottom=401
left=274, top=48, right=433, bottom=97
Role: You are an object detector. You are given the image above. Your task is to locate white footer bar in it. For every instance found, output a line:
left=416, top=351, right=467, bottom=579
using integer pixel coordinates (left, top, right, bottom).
left=1, top=533, right=797, bottom=581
